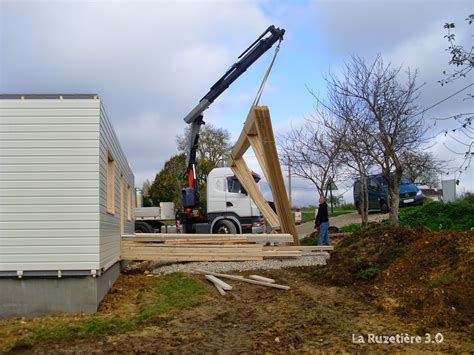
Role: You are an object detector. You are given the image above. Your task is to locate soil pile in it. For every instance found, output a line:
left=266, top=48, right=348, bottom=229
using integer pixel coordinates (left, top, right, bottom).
left=314, top=225, right=419, bottom=286
left=313, top=226, right=474, bottom=329
left=376, top=230, right=474, bottom=330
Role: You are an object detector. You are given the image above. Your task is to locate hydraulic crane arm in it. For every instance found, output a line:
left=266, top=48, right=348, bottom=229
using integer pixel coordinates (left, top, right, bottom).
left=182, top=25, right=284, bottom=210
left=183, top=25, right=285, bottom=171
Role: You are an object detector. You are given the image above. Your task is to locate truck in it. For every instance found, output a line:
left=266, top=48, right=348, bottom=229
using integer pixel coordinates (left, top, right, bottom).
left=134, top=168, right=266, bottom=234
left=135, top=25, right=285, bottom=235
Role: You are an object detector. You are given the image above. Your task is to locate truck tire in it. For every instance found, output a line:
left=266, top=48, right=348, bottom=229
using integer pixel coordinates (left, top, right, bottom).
left=213, top=219, right=238, bottom=234
left=356, top=203, right=361, bottom=215
left=380, top=200, right=389, bottom=213
left=135, top=221, right=154, bottom=234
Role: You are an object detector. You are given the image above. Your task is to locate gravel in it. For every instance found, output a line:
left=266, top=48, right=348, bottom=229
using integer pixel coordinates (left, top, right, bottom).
left=151, top=253, right=329, bottom=275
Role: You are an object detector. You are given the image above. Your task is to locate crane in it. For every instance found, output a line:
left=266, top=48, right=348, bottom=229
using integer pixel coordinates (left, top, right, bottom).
left=181, top=25, right=284, bottom=217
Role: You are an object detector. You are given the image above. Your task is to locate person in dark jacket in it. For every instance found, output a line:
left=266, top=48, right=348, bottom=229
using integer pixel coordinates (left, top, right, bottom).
left=314, top=196, right=330, bottom=246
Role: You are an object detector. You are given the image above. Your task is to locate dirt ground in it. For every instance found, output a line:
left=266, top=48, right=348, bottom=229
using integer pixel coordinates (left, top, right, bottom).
left=1, top=227, right=472, bottom=353
left=2, top=270, right=472, bottom=353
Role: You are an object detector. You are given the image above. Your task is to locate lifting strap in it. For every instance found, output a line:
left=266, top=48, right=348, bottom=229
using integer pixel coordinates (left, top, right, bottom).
left=252, top=40, right=282, bottom=106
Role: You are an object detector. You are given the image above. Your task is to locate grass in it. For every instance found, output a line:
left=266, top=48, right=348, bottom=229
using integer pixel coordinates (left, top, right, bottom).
left=22, top=273, right=206, bottom=345
left=358, top=267, right=381, bottom=280
left=426, top=274, right=452, bottom=289
left=339, top=223, right=362, bottom=233
left=339, top=195, right=474, bottom=233
left=293, top=208, right=355, bottom=224
left=399, top=196, right=474, bottom=231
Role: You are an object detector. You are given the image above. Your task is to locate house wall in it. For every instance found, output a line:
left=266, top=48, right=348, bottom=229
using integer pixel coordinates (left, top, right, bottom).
left=0, top=97, right=102, bottom=272
left=0, top=96, right=135, bottom=273
left=98, top=105, right=134, bottom=270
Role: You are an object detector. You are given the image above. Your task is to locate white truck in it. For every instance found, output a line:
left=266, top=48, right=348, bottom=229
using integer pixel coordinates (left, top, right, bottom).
left=135, top=167, right=266, bottom=234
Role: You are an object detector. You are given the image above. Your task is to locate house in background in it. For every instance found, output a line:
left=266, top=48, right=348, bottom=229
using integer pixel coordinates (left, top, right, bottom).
left=419, top=187, right=443, bottom=201
left=0, top=94, right=134, bottom=318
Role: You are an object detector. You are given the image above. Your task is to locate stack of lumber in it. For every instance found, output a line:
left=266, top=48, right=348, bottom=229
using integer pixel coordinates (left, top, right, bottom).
left=120, top=233, right=333, bottom=262
left=121, top=241, right=264, bottom=262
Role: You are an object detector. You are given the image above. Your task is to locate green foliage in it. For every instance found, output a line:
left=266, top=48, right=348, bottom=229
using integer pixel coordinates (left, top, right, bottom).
left=337, top=203, right=356, bottom=210
left=329, top=210, right=354, bottom=217
left=23, top=273, right=207, bottom=344
left=358, top=267, right=380, bottom=280
left=176, top=123, right=231, bottom=186
left=399, top=197, right=474, bottom=231
left=149, top=154, right=187, bottom=208
left=426, top=274, right=452, bottom=288
left=339, top=223, right=362, bottom=233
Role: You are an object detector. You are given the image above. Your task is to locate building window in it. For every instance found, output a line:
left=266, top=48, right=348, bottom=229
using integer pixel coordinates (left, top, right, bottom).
left=106, top=150, right=115, bottom=214
left=127, top=185, right=132, bottom=221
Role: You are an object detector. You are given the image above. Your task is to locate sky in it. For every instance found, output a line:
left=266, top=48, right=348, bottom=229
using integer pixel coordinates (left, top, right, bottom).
left=1, top=0, right=473, bottom=206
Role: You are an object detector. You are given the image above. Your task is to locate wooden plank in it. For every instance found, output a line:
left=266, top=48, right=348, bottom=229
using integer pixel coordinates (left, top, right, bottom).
left=248, top=275, right=275, bottom=283
left=254, top=106, right=299, bottom=244
left=231, top=158, right=280, bottom=229
left=248, top=134, right=270, bottom=183
left=263, top=246, right=333, bottom=251
left=205, top=275, right=233, bottom=291
left=212, top=283, right=226, bottom=296
left=120, top=254, right=263, bottom=261
left=230, top=107, right=257, bottom=161
left=193, top=270, right=290, bottom=290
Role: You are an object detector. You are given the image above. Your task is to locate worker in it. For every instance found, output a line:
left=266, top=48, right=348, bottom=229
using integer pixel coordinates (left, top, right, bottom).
left=314, top=195, right=330, bottom=246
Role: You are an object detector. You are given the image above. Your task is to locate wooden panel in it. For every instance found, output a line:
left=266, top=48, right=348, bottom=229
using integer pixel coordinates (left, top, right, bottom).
left=231, top=158, right=280, bottom=229
left=254, top=106, right=299, bottom=244
left=230, top=107, right=257, bottom=161
left=122, top=233, right=294, bottom=243
left=248, top=134, right=270, bottom=183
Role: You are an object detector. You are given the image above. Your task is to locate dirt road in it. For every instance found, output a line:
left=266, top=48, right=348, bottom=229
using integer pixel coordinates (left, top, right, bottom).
left=297, top=211, right=388, bottom=237
left=4, top=269, right=470, bottom=353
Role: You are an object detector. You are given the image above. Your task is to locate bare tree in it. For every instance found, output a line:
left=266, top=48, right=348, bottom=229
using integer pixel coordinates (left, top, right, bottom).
left=279, top=121, right=342, bottom=200
left=399, top=151, right=442, bottom=187
left=436, top=14, right=474, bottom=176
left=321, top=55, right=424, bottom=226
left=311, top=89, right=375, bottom=227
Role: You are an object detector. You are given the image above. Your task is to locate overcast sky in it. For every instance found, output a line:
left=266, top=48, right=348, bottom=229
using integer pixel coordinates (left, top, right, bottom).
left=1, top=0, right=472, bottom=206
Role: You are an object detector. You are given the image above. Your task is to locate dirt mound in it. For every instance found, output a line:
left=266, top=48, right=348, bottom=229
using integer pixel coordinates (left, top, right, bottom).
left=311, top=225, right=473, bottom=330
left=376, top=230, right=474, bottom=330
left=314, top=225, right=419, bottom=286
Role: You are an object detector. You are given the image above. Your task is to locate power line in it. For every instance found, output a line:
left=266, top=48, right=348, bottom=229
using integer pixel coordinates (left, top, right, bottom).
left=417, top=83, right=473, bottom=118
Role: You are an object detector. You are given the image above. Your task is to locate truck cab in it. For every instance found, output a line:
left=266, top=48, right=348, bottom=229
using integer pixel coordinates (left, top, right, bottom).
left=206, top=167, right=264, bottom=234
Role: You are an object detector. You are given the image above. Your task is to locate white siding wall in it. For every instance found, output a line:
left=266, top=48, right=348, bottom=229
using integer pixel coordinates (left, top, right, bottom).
left=0, top=99, right=101, bottom=271
left=0, top=97, right=134, bottom=273
left=98, top=105, right=134, bottom=270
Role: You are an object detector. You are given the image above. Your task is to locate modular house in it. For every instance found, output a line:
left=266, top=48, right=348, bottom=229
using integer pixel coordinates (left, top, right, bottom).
left=0, top=94, right=134, bottom=317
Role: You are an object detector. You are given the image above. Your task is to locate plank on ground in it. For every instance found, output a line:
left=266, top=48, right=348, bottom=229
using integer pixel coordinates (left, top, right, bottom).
left=205, top=275, right=233, bottom=291
left=248, top=275, right=275, bottom=283
left=193, top=269, right=290, bottom=290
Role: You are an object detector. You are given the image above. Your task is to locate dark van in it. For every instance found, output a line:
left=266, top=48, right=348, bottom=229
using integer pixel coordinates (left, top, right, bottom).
left=353, top=175, right=423, bottom=213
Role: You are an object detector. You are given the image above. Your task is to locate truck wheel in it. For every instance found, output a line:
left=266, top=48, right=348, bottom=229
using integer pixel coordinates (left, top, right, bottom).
left=135, top=221, right=154, bottom=234
left=356, top=203, right=361, bottom=215
left=213, top=220, right=237, bottom=234
left=380, top=200, right=389, bottom=213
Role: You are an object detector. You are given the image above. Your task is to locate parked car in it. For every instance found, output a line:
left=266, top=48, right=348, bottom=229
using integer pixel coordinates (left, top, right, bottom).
left=353, top=175, right=423, bottom=213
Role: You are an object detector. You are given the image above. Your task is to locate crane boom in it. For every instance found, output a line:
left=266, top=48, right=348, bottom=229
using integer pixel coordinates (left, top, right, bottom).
left=181, top=25, right=284, bottom=215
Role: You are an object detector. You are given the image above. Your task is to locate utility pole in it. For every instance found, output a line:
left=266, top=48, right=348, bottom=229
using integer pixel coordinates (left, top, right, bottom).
left=288, top=155, right=292, bottom=208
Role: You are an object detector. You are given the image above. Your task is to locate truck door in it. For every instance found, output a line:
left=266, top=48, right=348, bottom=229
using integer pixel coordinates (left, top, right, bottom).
left=207, top=175, right=227, bottom=214
left=225, top=176, right=252, bottom=217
